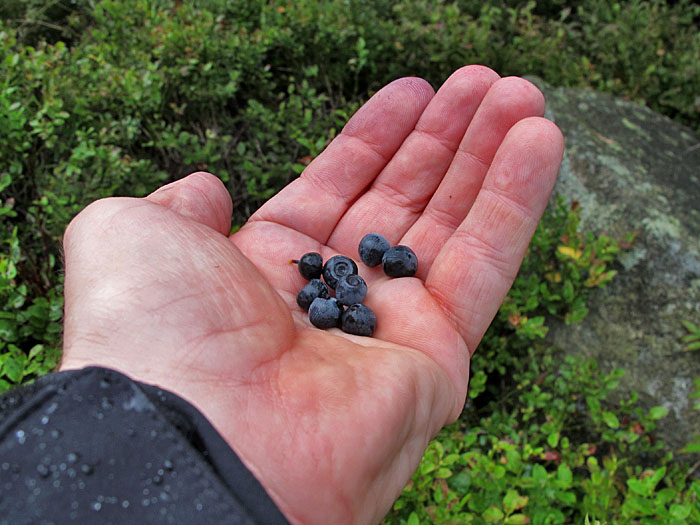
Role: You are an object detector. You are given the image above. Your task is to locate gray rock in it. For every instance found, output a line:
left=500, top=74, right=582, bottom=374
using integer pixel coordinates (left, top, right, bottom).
left=527, top=77, right=700, bottom=452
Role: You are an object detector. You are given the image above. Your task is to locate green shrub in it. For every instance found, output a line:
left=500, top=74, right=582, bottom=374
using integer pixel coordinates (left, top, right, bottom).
left=0, top=199, right=62, bottom=393
left=1, top=0, right=699, bottom=519
left=386, top=357, right=700, bottom=523
left=470, top=197, right=624, bottom=383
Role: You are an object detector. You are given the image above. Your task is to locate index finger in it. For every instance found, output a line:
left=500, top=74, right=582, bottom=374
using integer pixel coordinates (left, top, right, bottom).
left=248, top=77, right=435, bottom=245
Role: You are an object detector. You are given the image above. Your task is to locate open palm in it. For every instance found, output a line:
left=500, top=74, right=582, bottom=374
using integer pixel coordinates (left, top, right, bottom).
left=60, top=66, right=563, bottom=524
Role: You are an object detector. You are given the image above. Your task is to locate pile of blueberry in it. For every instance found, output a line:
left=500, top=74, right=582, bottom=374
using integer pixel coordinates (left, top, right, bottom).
left=293, top=233, right=418, bottom=337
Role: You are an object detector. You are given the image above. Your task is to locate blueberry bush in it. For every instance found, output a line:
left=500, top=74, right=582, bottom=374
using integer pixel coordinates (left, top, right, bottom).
left=1, top=0, right=699, bottom=520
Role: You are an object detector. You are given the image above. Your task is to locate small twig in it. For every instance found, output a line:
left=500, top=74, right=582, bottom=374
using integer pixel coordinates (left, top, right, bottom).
left=16, top=18, right=66, bottom=32
left=687, top=457, right=700, bottom=479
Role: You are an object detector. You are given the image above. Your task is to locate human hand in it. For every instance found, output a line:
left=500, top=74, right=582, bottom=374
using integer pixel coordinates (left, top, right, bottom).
left=60, top=66, right=564, bottom=524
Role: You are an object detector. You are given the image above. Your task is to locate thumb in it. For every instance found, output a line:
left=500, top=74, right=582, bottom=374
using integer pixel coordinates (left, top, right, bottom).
left=146, top=172, right=233, bottom=235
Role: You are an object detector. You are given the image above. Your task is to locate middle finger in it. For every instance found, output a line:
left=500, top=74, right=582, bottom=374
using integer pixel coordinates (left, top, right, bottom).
left=326, top=65, right=499, bottom=255
left=402, top=77, right=546, bottom=279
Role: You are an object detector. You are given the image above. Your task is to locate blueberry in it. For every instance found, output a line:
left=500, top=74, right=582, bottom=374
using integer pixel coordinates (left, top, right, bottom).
left=335, top=274, right=368, bottom=306
left=296, top=279, right=330, bottom=311
left=322, top=255, right=358, bottom=289
left=358, top=233, right=390, bottom=267
left=292, top=252, right=323, bottom=280
left=341, top=304, right=377, bottom=337
left=382, top=245, right=418, bottom=277
left=309, top=297, right=344, bottom=329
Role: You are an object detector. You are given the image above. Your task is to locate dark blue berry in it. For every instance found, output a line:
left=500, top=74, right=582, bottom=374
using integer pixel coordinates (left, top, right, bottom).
left=293, top=252, right=323, bottom=280
left=309, top=297, right=344, bottom=329
left=296, top=279, right=330, bottom=311
left=382, top=245, right=418, bottom=277
left=322, top=255, right=358, bottom=289
left=341, top=304, right=377, bottom=337
left=335, top=274, right=368, bottom=306
left=358, top=233, right=390, bottom=267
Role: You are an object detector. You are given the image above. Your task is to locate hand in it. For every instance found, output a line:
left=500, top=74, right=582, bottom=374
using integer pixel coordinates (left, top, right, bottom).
left=60, top=66, right=563, bottom=524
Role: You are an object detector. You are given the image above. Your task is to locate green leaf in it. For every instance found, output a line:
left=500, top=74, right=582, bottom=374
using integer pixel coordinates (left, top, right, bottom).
left=420, top=458, right=436, bottom=475
left=436, top=467, right=453, bottom=479
left=3, top=352, right=25, bottom=383
left=557, top=464, right=573, bottom=487
left=407, top=512, right=420, bottom=525
left=587, top=396, right=601, bottom=414
left=547, top=432, right=560, bottom=448
left=602, top=411, right=619, bottom=429
left=556, top=491, right=576, bottom=505
left=649, top=466, right=667, bottom=488
left=654, top=488, right=676, bottom=506
left=28, top=344, right=45, bottom=359
left=627, top=479, right=649, bottom=496
left=463, top=433, right=477, bottom=448
left=562, top=279, right=574, bottom=302
left=682, top=320, right=698, bottom=332
left=0, top=319, right=18, bottom=342
left=625, top=495, right=655, bottom=515
left=0, top=173, right=12, bottom=192
left=669, top=504, right=691, bottom=519
left=649, top=406, right=669, bottom=420
left=450, top=470, right=472, bottom=492
left=503, top=489, right=528, bottom=514
left=681, top=442, right=700, bottom=453
left=533, top=464, right=547, bottom=485
left=483, top=507, right=505, bottom=522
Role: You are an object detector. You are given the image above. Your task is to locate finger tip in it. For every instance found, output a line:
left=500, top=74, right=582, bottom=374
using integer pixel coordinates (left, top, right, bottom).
left=390, top=75, right=435, bottom=93
left=492, top=76, right=547, bottom=117
left=513, top=116, right=565, bottom=160
left=447, top=64, right=501, bottom=85
left=382, top=76, right=436, bottom=109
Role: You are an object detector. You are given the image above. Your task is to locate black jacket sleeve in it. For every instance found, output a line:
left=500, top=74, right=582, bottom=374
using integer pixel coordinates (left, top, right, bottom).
left=0, top=367, right=290, bottom=525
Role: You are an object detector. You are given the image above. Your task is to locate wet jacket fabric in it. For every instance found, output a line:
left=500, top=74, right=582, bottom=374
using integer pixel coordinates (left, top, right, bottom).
left=0, top=367, right=289, bottom=524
